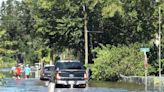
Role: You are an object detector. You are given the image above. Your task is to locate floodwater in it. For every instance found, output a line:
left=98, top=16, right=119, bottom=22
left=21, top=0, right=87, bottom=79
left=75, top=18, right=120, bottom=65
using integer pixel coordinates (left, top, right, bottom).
left=0, top=78, right=47, bottom=92
left=0, top=68, right=163, bottom=92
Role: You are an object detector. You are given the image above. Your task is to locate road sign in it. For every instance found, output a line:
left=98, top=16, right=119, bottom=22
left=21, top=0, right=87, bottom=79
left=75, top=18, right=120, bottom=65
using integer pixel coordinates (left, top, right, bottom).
left=140, top=48, right=150, bottom=52
left=140, top=48, right=150, bottom=55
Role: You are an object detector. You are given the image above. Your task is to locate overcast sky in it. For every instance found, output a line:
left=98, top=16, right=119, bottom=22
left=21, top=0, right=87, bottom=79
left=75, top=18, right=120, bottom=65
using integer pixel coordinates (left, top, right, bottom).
left=0, top=0, right=6, bottom=6
left=0, top=0, right=22, bottom=7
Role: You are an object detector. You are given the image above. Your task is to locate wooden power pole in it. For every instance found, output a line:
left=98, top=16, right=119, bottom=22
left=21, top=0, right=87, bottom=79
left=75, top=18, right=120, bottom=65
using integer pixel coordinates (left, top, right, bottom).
left=83, top=5, right=88, bottom=65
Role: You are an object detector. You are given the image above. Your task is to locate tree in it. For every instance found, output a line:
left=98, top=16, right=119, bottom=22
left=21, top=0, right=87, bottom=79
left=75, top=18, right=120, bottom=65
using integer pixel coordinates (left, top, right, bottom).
left=92, top=44, right=145, bottom=80
left=0, top=0, right=44, bottom=64
left=0, top=0, right=21, bottom=63
left=24, top=0, right=102, bottom=64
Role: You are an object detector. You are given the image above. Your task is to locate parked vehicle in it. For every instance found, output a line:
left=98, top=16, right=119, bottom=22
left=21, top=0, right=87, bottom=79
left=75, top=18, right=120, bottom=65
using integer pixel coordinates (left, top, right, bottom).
left=40, top=65, right=54, bottom=80
left=50, top=60, right=88, bottom=88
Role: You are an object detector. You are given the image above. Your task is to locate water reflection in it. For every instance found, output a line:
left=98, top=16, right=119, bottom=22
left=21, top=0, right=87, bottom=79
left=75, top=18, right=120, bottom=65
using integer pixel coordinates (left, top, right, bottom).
left=54, top=88, right=128, bottom=92
left=0, top=86, right=48, bottom=92
left=1, top=78, right=164, bottom=92
left=0, top=78, right=47, bottom=92
left=89, top=80, right=145, bottom=91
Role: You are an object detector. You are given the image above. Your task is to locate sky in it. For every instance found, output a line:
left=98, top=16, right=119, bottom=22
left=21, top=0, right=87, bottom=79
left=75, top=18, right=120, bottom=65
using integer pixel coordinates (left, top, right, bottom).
left=0, top=0, right=6, bottom=6
left=0, top=0, right=22, bottom=7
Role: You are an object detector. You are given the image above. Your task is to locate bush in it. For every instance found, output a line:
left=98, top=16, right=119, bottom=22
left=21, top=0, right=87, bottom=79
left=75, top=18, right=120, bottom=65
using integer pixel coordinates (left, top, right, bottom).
left=0, top=73, right=5, bottom=79
left=91, top=44, right=146, bottom=81
left=0, top=57, right=17, bottom=68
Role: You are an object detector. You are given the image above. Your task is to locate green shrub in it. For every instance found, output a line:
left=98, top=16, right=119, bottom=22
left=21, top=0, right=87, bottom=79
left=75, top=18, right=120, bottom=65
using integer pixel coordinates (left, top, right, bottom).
left=0, top=57, right=16, bottom=68
left=0, top=73, right=5, bottom=79
left=91, top=44, right=146, bottom=81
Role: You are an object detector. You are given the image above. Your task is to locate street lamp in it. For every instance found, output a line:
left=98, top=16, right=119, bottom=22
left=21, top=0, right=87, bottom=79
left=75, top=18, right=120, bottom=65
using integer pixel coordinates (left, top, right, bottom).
left=158, top=6, right=161, bottom=78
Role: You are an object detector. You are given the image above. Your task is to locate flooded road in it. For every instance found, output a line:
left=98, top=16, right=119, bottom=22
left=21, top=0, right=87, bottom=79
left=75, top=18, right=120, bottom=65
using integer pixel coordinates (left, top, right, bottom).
left=0, top=78, right=47, bottom=92
left=0, top=68, right=163, bottom=92
left=1, top=78, right=164, bottom=92
left=0, top=78, right=132, bottom=92
left=0, top=78, right=150, bottom=92
left=0, top=77, right=144, bottom=92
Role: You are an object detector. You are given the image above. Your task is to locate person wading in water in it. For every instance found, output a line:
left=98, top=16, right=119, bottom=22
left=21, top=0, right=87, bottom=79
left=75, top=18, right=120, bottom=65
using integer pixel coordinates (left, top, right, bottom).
left=23, top=64, right=31, bottom=79
left=15, top=64, right=22, bottom=80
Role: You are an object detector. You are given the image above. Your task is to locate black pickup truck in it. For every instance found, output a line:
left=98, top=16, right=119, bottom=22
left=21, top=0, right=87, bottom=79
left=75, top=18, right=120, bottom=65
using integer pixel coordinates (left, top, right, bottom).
left=50, top=60, right=88, bottom=88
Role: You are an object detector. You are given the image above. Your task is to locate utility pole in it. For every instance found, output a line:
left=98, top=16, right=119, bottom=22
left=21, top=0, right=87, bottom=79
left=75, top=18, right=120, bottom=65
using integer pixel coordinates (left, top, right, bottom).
left=158, top=6, right=161, bottom=78
left=83, top=5, right=88, bottom=65
left=153, top=0, right=162, bottom=78
left=153, top=1, right=162, bottom=90
left=50, top=48, right=54, bottom=65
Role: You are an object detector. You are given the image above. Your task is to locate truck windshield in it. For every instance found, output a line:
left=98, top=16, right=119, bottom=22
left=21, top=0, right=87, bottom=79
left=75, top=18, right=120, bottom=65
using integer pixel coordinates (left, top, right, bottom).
left=44, top=66, right=53, bottom=71
left=55, top=62, right=84, bottom=69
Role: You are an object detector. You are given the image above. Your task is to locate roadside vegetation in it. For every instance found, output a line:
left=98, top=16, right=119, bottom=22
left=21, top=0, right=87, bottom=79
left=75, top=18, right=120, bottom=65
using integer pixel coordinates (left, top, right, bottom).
left=92, top=43, right=144, bottom=80
left=0, top=0, right=164, bottom=80
left=0, top=73, right=5, bottom=79
left=0, top=57, right=16, bottom=68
